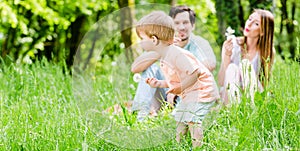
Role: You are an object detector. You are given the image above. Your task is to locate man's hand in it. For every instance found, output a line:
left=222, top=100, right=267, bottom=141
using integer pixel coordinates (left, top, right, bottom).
left=173, top=37, right=182, bottom=45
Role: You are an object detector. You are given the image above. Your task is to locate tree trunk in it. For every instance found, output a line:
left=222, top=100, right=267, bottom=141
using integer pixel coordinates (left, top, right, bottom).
left=66, top=15, right=87, bottom=68
left=118, top=0, right=134, bottom=63
left=1, top=27, right=12, bottom=58
left=215, top=0, right=226, bottom=46
left=238, top=0, right=245, bottom=30
left=279, top=0, right=296, bottom=59
left=288, top=1, right=296, bottom=58
left=170, top=0, right=177, bottom=6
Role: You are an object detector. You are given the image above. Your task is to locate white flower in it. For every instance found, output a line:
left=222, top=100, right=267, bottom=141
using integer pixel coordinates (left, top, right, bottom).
left=129, top=84, right=135, bottom=89
left=14, top=67, right=23, bottom=74
left=133, top=73, right=142, bottom=83
left=111, top=61, right=117, bottom=66
left=225, top=26, right=235, bottom=40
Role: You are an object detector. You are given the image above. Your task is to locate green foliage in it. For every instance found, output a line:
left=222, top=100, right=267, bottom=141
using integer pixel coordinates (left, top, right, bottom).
left=275, top=0, right=300, bottom=60
left=1, top=0, right=300, bottom=65
left=202, top=59, right=300, bottom=150
left=249, top=0, right=273, bottom=10
left=214, top=0, right=242, bottom=47
left=0, top=0, right=118, bottom=63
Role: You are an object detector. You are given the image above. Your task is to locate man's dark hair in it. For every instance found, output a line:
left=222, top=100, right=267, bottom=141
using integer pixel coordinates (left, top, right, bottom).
left=169, top=5, right=196, bottom=25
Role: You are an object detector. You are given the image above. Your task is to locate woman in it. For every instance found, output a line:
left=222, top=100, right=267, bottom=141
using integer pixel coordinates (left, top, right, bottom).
left=218, top=9, right=275, bottom=105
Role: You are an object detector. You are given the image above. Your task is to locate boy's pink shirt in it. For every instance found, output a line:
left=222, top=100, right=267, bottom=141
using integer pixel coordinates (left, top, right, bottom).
left=160, top=47, right=220, bottom=103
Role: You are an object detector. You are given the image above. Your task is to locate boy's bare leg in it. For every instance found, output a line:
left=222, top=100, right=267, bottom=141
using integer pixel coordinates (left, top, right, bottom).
left=176, top=122, right=188, bottom=143
left=188, top=122, right=203, bottom=148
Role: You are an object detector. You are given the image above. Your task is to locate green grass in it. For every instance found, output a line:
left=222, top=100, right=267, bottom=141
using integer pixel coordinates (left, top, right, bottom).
left=0, top=57, right=299, bottom=150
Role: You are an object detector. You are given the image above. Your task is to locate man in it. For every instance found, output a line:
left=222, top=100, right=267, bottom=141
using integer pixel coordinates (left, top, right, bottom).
left=131, top=5, right=216, bottom=121
left=169, top=5, right=216, bottom=71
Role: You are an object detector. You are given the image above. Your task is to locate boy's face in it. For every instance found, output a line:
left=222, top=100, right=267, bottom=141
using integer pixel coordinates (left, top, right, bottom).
left=138, top=31, right=155, bottom=51
left=173, top=11, right=194, bottom=41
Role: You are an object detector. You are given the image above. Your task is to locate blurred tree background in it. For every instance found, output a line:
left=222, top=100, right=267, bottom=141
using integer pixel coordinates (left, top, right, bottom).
left=0, top=0, right=299, bottom=69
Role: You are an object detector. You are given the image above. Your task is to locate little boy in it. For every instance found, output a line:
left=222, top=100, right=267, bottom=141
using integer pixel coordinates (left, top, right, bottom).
left=132, top=11, right=220, bottom=148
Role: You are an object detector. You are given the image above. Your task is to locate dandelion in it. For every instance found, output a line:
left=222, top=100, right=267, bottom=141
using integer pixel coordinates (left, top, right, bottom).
left=296, top=107, right=300, bottom=116
left=120, top=43, right=125, bottom=49
left=225, top=26, right=235, bottom=40
left=111, top=61, right=117, bottom=66
left=133, top=73, right=144, bottom=83
left=23, top=55, right=33, bottom=64
left=14, top=66, right=23, bottom=74
left=129, top=84, right=135, bottom=89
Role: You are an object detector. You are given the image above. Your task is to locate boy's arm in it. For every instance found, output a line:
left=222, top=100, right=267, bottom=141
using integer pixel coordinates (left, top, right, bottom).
left=180, top=69, right=199, bottom=90
left=131, top=51, right=161, bottom=73
left=159, top=80, right=168, bottom=88
left=167, top=69, right=199, bottom=94
left=178, top=70, right=199, bottom=91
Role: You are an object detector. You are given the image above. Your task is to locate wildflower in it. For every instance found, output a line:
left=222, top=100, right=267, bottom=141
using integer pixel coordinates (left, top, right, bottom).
left=14, top=66, right=23, bottom=74
left=225, top=26, right=240, bottom=61
left=225, top=26, right=235, bottom=40
left=129, top=84, right=135, bottom=89
left=111, top=61, right=117, bottom=66
left=296, top=109, right=300, bottom=115
left=133, top=73, right=142, bottom=83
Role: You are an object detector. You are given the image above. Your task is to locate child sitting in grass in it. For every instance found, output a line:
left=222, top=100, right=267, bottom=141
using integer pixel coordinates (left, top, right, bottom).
left=132, top=11, right=220, bottom=148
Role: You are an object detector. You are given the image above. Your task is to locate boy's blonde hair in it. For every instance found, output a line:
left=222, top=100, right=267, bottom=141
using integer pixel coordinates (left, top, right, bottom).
left=136, top=11, right=175, bottom=44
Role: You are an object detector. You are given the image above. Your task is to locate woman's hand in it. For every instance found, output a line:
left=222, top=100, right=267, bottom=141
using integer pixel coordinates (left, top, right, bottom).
left=223, top=38, right=233, bottom=57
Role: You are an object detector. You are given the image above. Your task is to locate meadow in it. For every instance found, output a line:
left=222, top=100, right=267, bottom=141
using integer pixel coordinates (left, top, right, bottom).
left=0, top=56, right=299, bottom=150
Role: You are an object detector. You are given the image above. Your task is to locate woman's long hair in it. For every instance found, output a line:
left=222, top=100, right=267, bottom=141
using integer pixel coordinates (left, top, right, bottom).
left=240, top=9, right=275, bottom=87
left=256, top=9, right=275, bottom=87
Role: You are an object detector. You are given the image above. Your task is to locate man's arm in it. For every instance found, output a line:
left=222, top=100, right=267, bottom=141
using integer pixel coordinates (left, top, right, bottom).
left=131, top=51, right=161, bottom=73
left=201, top=60, right=216, bottom=72
left=190, top=34, right=217, bottom=72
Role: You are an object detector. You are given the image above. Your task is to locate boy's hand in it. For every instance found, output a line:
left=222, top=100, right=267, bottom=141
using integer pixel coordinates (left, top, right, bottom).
left=145, top=78, right=161, bottom=88
left=166, top=83, right=182, bottom=95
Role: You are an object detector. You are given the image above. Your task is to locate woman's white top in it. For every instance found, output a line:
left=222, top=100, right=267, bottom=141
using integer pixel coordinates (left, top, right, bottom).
left=230, top=36, right=260, bottom=75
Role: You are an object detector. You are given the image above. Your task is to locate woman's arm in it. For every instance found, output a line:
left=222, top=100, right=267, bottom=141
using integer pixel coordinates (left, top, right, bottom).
left=218, top=39, right=233, bottom=86
left=131, top=51, right=161, bottom=73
